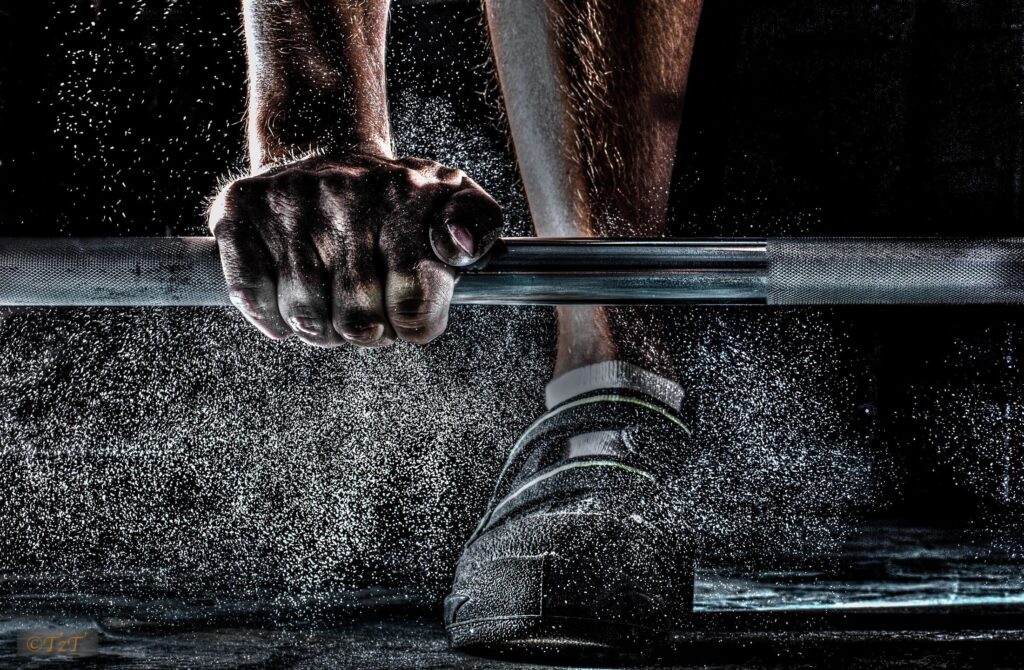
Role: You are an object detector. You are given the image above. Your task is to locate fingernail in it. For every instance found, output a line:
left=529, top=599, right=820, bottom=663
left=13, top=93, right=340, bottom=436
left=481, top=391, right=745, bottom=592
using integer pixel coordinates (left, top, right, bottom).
left=342, top=323, right=384, bottom=344
left=289, top=316, right=322, bottom=335
left=446, top=221, right=475, bottom=257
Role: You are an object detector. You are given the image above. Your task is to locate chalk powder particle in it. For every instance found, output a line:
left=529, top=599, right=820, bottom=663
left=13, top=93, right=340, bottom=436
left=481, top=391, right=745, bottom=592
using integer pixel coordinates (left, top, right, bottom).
left=0, top=298, right=885, bottom=609
left=2, top=7, right=888, bottom=616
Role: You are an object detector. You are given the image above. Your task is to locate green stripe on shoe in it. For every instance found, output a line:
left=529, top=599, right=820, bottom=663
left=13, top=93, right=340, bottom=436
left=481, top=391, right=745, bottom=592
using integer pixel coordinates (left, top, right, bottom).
left=468, top=394, right=689, bottom=543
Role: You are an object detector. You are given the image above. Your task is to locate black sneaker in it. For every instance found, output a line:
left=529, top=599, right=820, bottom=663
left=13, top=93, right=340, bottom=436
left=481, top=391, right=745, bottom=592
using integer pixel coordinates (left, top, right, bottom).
left=444, top=389, right=694, bottom=661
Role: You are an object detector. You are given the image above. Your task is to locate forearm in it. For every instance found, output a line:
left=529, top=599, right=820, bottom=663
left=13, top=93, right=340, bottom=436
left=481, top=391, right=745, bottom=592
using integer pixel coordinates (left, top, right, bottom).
left=486, top=0, right=703, bottom=236
left=243, top=0, right=392, bottom=171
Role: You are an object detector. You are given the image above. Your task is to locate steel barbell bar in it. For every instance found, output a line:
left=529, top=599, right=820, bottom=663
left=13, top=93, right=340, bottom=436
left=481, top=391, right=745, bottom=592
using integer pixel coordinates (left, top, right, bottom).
left=0, top=236, right=1022, bottom=306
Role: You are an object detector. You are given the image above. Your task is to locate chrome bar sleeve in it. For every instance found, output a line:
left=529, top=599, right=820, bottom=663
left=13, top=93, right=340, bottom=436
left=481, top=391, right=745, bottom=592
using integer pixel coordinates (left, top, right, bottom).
left=766, top=238, right=1024, bottom=305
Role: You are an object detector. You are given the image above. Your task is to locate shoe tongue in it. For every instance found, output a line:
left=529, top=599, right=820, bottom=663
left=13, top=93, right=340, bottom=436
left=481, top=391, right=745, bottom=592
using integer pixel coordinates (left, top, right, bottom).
left=565, top=430, right=626, bottom=460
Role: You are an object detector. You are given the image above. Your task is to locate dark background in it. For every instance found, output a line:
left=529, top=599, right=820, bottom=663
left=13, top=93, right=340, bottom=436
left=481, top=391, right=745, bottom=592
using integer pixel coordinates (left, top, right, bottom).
left=3, top=1, right=1023, bottom=237
left=0, top=0, right=1023, bottom=586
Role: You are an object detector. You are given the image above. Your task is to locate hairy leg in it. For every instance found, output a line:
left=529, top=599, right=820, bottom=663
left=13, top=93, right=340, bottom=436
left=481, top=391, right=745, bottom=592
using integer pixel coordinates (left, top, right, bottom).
left=484, top=0, right=703, bottom=380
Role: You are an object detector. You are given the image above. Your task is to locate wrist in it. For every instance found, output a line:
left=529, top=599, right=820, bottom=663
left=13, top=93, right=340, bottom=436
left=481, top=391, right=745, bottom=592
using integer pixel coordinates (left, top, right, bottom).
left=250, top=135, right=394, bottom=175
left=344, top=135, right=394, bottom=161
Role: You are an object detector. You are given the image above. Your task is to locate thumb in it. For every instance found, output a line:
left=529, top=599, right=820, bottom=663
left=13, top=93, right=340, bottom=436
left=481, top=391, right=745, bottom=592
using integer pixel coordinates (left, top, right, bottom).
left=429, top=185, right=504, bottom=267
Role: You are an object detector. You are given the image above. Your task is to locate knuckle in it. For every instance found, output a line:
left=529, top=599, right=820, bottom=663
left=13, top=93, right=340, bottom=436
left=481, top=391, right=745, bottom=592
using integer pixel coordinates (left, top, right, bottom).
left=437, top=166, right=465, bottom=184
left=393, top=165, right=418, bottom=181
left=223, top=177, right=267, bottom=206
left=380, top=165, right=422, bottom=192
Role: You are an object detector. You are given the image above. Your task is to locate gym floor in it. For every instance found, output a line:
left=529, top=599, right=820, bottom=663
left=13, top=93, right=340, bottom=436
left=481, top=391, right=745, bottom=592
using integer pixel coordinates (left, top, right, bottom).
left=3, top=522, right=1023, bottom=668
left=2, top=615, right=1022, bottom=669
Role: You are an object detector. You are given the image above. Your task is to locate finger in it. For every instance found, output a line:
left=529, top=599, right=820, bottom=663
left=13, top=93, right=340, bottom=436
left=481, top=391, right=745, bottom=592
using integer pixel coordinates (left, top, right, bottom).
left=274, top=238, right=343, bottom=347
left=212, top=218, right=291, bottom=341
left=256, top=172, right=345, bottom=348
left=381, top=237, right=455, bottom=344
left=311, top=193, right=392, bottom=347
left=333, top=257, right=394, bottom=347
left=334, top=271, right=394, bottom=347
left=428, top=177, right=504, bottom=267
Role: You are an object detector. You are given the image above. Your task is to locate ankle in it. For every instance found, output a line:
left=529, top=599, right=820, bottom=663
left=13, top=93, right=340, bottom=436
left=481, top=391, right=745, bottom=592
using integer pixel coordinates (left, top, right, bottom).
left=553, top=305, right=679, bottom=382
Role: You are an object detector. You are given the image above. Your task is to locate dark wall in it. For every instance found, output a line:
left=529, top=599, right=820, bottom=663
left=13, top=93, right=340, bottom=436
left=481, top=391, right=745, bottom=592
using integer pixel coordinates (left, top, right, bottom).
left=0, top=0, right=504, bottom=236
left=0, top=1, right=247, bottom=235
left=3, top=1, right=1022, bottom=235
left=675, top=0, right=1024, bottom=237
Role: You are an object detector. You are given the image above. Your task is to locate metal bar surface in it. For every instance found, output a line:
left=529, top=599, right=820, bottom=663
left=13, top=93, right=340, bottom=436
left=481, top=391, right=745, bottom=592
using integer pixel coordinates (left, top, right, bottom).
left=0, top=237, right=1021, bottom=307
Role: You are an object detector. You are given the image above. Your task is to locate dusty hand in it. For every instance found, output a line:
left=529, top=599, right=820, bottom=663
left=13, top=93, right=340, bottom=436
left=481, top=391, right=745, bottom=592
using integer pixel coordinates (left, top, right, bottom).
left=209, top=153, right=503, bottom=347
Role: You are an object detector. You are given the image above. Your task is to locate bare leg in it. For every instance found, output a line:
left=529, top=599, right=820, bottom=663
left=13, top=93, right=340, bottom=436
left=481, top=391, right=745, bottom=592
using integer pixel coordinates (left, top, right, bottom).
left=449, top=6, right=705, bottom=646
left=484, top=0, right=703, bottom=381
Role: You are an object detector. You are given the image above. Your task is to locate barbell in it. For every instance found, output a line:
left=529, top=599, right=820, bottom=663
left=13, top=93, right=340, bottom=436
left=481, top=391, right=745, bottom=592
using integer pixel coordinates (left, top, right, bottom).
left=0, top=236, right=1022, bottom=306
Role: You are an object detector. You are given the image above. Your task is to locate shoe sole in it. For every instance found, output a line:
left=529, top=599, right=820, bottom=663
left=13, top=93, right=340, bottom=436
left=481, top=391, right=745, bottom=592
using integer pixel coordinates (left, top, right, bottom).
left=445, top=513, right=693, bottom=659
left=447, top=614, right=665, bottom=663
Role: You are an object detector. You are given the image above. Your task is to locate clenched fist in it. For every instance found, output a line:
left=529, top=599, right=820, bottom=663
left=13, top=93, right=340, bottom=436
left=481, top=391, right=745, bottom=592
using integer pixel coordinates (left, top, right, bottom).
left=209, top=153, right=503, bottom=347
